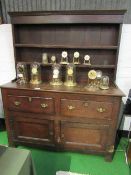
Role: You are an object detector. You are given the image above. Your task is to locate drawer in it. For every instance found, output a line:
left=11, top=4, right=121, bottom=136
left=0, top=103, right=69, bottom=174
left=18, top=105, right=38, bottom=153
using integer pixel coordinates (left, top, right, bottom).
left=8, top=95, right=55, bottom=115
left=60, top=99, right=113, bottom=119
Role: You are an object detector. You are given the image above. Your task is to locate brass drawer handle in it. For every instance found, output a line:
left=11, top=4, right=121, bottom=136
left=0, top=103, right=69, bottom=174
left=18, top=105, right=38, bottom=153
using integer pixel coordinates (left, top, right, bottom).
left=97, top=107, right=106, bottom=113
left=41, top=103, right=48, bottom=108
left=14, top=101, right=21, bottom=106
left=68, top=105, right=75, bottom=110
left=84, top=102, right=88, bottom=107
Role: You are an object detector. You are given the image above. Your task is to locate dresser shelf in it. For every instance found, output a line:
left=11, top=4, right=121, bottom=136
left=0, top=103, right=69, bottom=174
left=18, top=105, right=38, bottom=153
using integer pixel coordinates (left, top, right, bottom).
left=15, top=44, right=118, bottom=50
left=16, top=61, right=116, bottom=69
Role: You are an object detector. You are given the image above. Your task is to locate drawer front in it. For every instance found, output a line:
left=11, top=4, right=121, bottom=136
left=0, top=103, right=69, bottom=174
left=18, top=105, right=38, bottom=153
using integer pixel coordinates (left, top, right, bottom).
left=8, top=95, right=55, bottom=114
left=60, top=98, right=113, bottom=119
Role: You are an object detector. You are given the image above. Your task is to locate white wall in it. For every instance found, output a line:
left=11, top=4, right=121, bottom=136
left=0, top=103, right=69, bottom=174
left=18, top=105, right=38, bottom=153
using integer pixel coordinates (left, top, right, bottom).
left=116, top=24, right=131, bottom=103
left=0, top=24, right=131, bottom=127
left=116, top=24, right=131, bottom=130
left=0, top=24, right=16, bottom=118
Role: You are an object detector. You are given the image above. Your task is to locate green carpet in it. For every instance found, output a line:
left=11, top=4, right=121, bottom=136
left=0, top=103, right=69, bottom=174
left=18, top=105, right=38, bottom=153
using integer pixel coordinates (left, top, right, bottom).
left=0, top=131, right=130, bottom=175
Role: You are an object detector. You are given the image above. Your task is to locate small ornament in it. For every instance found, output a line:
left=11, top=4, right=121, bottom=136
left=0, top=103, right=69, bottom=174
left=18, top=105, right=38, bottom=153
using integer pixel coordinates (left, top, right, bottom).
left=83, top=55, right=91, bottom=65
left=88, top=70, right=97, bottom=80
left=96, top=70, right=103, bottom=87
left=64, top=64, right=77, bottom=87
left=50, top=55, right=56, bottom=64
left=100, top=76, right=109, bottom=90
left=30, top=62, right=42, bottom=85
left=73, top=51, right=80, bottom=64
left=16, top=63, right=28, bottom=84
left=85, top=69, right=97, bottom=91
left=60, top=51, right=68, bottom=64
left=42, top=53, right=48, bottom=64
left=50, top=64, right=62, bottom=86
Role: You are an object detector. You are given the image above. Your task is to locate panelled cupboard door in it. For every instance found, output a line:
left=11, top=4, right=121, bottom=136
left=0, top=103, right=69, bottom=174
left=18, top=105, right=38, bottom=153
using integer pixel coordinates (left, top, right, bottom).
left=60, top=121, right=109, bottom=152
left=9, top=115, right=55, bottom=146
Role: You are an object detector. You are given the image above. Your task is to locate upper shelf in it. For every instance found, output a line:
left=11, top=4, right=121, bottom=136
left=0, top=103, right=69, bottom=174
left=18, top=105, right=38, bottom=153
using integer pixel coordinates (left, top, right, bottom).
left=9, top=10, right=126, bottom=24
left=14, top=44, right=118, bottom=50
left=16, top=61, right=116, bottom=69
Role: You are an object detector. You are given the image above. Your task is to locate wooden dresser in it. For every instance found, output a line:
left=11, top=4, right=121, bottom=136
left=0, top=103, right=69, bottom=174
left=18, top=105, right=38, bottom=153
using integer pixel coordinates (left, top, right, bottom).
left=1, top=10, right=125, bottom=161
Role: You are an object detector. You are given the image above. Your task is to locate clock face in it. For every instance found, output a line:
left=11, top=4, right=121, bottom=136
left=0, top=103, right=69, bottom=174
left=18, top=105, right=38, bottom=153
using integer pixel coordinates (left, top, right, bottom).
left=51, top=56, right=56, bottom=62
left=53, top=69, right=59, bottom=74
left=53, top=68, right=59, bottom=78
left=74, top=51, right=79, bottom=58
left=67, top=68, right=73, bottom=75
left=32, top=67, right=37, bottom=74
left=84, top=55, right=90, bottom=61
left=88, top=70, right=97, bottom=80
left=62, top=51, right=68, bottom=58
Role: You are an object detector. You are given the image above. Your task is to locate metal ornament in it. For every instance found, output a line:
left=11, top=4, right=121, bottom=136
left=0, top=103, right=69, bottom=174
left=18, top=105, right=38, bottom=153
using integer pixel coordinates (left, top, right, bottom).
left=73, top=51, right=80, bottom=64
left=50, top=64, right=62, bottom=86
left=85, top=69, right=97, bottom=91
left=42, top=53, right=48, bottom=64
left=50, top=55, right=56, bottom=64
left=16, top=63, right=28, bottom=84
left=96, top=70, right=103, bottom=87
left=64, top=64, right=77, bottom=87
left=84, top=55, right=91, bottom=65
left=100, top=76, right=109, bottom=90
left=30, top=62, right=42, bottom=85
left=60, top=51, right=68, bottom=64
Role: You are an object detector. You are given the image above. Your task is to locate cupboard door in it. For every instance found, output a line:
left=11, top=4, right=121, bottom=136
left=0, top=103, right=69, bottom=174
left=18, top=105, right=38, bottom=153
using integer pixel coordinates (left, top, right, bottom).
left=10, top=115, right=55, bottom=146
left=60, top=121, right=109, bottom=151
